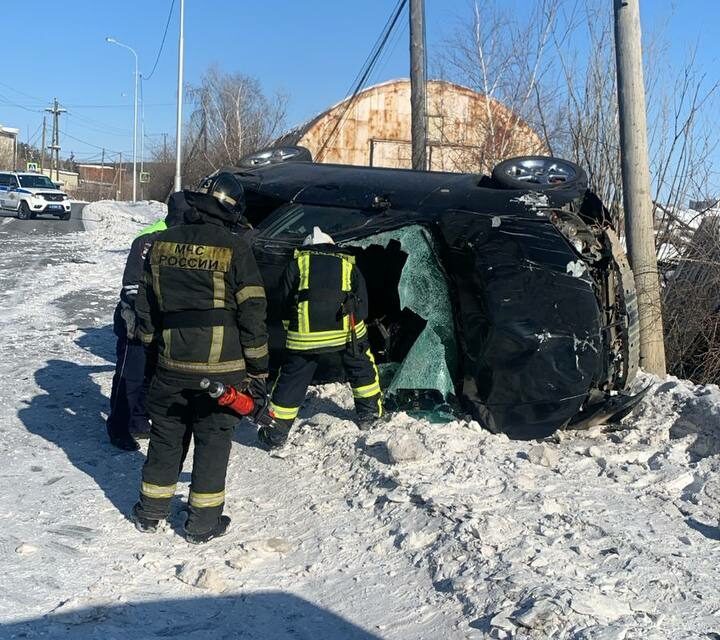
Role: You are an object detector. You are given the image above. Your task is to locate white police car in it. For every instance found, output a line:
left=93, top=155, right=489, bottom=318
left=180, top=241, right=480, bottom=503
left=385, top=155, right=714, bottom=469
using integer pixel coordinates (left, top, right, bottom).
left=0, top=171, right=72, bottom=220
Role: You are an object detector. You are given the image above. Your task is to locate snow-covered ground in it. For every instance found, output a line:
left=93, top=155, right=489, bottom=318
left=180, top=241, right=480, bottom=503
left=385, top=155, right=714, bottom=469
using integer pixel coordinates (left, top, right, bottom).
left=1, top=201, right=720, bottom=639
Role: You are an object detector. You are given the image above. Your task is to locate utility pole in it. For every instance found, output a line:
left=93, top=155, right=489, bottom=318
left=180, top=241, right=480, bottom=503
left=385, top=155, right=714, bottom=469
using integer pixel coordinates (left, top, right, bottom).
left=45, top=98, right=66, bottom=183
left=100, top=148, right=106, bottom=198
left=163, top=132, right=168, bottom=161
left=40, top=116, right=46, bottom=172
left=409, top=0, right=428, bottom=171
left=613, top=0, right=666, bottom=375
left=118, top=152, right=123, bottom=200
left=140, top=74, right=145, bottom=201
left=173, top=0, right=185, bottom=192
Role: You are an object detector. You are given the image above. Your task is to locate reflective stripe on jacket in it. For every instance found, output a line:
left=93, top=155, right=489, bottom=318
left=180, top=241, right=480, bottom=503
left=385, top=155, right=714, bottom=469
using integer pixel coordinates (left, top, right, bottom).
left=135, top=195, right=268, bottom=383
left=280, top=245, right=368, bottom=353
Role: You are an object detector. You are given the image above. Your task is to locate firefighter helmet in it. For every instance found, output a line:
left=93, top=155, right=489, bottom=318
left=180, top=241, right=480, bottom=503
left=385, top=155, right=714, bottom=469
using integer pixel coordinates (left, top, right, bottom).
left=197, top=169, right=246, bottom=215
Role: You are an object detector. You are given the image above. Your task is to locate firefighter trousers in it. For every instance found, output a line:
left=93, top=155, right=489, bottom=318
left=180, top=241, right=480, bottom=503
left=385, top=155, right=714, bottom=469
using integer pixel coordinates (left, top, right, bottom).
left=136, top=373, right=238, bottom=535
left=269, top=341, right=383, bottom=426
left=106, top=334, right=151, bottom=439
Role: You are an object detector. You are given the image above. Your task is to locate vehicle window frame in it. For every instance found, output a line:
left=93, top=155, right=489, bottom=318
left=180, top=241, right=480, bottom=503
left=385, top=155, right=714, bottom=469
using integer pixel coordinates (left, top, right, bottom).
left=18, top=174, right=53, bottom=189
left=256, top=202, right=377, bottom=241
left=8, top=175, right=19, bottom=188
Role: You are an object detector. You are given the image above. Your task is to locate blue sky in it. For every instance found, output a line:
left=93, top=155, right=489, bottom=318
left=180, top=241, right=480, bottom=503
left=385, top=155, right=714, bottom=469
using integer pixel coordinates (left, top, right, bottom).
left=0, top=0, right=718, bottom=165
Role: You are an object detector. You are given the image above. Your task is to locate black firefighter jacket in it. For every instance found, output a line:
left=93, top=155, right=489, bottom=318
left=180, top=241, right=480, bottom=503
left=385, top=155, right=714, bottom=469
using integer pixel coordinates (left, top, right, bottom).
left=280, top=243, right=369, bottom=354
left=135, top=192, right=268, bottom=385
left=113, top=192, right=190, bottom=339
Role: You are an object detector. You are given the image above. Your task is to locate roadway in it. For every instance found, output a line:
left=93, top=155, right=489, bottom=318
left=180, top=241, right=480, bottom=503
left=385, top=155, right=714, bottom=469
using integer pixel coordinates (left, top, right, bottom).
left=0, top=202, right=86, bottom=236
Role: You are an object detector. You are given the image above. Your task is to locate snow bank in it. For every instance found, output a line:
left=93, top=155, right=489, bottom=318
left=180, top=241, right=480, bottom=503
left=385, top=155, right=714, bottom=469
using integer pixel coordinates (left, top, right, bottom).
left=82, top=199, right=166, bottom=250
left=278, top=378, right=720, bottom=638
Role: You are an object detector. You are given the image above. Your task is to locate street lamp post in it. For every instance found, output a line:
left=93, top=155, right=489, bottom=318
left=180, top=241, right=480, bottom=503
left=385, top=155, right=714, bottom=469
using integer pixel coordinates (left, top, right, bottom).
left=106, top=36, right=138, bottom=202
left=174, top=0, right=185, bottom=192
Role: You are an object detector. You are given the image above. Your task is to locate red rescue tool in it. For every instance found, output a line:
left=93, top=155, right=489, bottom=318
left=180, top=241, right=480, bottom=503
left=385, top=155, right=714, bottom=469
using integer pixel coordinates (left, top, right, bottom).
left=200, top=378, right=255, bottom=416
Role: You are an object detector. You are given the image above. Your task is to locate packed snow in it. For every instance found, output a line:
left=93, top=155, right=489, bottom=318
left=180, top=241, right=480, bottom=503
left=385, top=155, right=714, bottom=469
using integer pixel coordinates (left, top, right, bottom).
left=1, top=201, right=720, bottom=638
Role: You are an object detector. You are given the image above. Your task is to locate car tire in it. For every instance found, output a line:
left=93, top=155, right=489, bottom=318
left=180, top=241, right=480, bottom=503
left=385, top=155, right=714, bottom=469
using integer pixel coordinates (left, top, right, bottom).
left=60, top=211, right=71, bottom=221
left=17, top=201, right=31, bottom=220
left=492, top=156, right=588, bottom=194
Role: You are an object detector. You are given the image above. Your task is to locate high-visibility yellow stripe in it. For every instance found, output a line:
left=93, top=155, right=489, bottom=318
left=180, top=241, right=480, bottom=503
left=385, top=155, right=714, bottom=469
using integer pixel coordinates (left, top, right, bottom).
left=208, top=326, right=224, bottom=364
left=270, top=402, right=300, bottom=420
left=353, top=348, right=383, bottom=410
left=162, top=328, right=172, bottom=358
left=158, top=354, right=245, bottom=374
left=353, top=381, right=381, bottom=398
left=341, top=258, right=352, bottom=292
left=213, top=271, right=225, bottom=309
left=298, top=301, right=310, bottom=334
left=286, top=322, right=367, bottom=350
left=298, top=253, right=310, bottom=289
left=141, top=481, right=176, bottom=499
left=288, top=322, right=367, bottom=340
left=235, top=285, right=266, bottom=305
left=244, top=343, right=269, bottom=359
left=297, top=253, right=311, bottom=334
left=189, top=489, right=225, bottom=508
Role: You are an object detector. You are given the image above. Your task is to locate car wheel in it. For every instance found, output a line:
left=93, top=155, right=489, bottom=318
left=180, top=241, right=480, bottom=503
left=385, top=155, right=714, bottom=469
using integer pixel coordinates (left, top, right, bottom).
left=492, top=156, right=588, bottom=193
left=17, top=201, right=31, bottom=220
left=60, top=211, right=71, bottom=221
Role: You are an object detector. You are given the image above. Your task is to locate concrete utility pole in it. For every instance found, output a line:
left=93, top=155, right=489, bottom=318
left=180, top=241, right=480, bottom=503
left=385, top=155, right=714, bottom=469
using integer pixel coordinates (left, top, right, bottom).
left=173, top=0, right=185, bottom=192
left=100, top=148, right=106, bottom=197
left=40, top=116, right=46, bottom=172
left=409, top=0, right=428, bottom=171
left=46, top=98, right=66, bottom=183
left=118, top=152, right=123, bottom=200
left=613, top=0, right=666, bottom=375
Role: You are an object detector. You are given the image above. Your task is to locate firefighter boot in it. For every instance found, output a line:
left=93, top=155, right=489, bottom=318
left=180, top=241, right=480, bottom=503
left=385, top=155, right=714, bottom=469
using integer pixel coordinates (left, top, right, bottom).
left=257, top=414, right=292, bottom=450
left=184, top=515, right=231, bottom=545
left=130, top=502, right=160, bottom=533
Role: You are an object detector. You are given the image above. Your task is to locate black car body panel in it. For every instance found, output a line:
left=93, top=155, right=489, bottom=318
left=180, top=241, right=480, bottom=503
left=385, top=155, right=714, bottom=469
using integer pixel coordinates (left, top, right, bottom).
left=231, top=161, right=636, bottom=439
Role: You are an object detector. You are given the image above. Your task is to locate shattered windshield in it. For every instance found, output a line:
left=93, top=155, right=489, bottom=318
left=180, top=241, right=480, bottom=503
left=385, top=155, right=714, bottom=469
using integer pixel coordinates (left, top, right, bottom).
left=258, top=203, right=372, bottom=239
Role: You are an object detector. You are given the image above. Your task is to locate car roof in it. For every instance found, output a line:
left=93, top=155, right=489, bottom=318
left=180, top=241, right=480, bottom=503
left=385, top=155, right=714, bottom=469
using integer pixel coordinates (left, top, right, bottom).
left=233, top=161, right=576, bottom=214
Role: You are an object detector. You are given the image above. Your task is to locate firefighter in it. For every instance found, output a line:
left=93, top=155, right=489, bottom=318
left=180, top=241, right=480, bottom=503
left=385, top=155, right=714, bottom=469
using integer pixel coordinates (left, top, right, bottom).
left=106, top=192, right=189, bottom=451
left=131, top=171, right=268, bottom=544
left=257, top=226, right=383, bottom=449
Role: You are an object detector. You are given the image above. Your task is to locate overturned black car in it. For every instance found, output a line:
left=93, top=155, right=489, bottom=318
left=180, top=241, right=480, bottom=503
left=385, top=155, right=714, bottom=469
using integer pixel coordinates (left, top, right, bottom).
left=220, top=151, right=640, bottom=439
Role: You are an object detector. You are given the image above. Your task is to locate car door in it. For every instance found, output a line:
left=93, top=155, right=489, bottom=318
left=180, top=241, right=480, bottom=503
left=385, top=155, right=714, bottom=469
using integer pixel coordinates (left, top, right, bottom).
left=5, top=175, right=20, bottom=210
left=0, top=173, right=10, bottom=208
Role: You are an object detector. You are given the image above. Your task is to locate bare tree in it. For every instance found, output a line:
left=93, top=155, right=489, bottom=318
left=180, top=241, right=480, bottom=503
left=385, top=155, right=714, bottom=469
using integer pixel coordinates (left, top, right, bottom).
left=441, top=0, right=720, bottom=383
left=144, top=67, right=288, bottom=200
left=183, top=67, right=288, bottom=185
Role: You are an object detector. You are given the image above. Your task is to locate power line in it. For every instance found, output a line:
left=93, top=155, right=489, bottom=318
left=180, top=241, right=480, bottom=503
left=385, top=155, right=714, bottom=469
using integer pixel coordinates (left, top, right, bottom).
left=144, top=0, right=176, bottom=81
left=316, top=0, right=408, bottom=161
left=0, top=92, right=42, bottom=113
left=62, top=130, right=120, bottom=154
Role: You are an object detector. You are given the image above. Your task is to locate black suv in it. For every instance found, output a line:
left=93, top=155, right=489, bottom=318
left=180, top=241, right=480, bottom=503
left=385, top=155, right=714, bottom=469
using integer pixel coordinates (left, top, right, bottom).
left=226, top=150, right=640, bottom=439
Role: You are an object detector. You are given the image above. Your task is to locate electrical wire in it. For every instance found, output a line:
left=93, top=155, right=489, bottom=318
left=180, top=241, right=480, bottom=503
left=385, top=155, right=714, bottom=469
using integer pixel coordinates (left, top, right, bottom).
left=316, top=0, right=408, bottom=161
left=143, top=0, right=176, bottom=81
